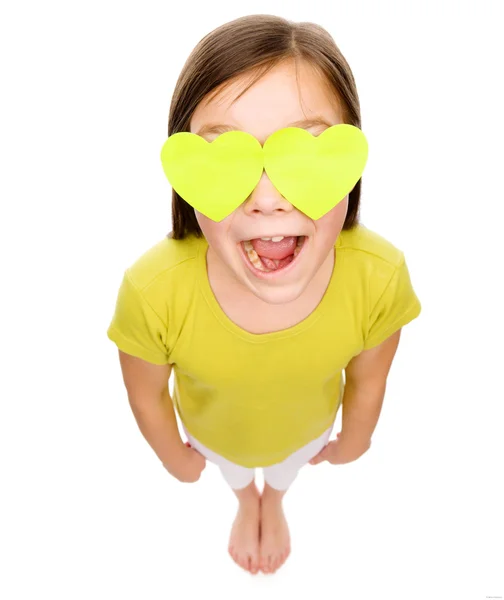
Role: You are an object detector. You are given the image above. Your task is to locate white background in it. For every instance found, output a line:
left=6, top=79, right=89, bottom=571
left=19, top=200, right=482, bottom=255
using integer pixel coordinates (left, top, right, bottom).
left=1, top=1, right=503, bottom=598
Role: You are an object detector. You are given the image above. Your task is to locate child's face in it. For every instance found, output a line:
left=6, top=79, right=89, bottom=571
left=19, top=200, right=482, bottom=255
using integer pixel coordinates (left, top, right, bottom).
left=190, top=58, right=349, bottom=305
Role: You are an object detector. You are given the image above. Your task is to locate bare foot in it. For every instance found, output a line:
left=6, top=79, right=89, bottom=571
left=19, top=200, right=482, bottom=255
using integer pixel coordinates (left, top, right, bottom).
left=228, top=495, right=261, bottom=574
left=259, top=495, right=291, bottom=574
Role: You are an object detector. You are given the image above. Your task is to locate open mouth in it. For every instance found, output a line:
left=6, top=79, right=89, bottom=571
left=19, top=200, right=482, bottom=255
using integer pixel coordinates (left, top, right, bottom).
left=238, top=235, right=308, bottom=279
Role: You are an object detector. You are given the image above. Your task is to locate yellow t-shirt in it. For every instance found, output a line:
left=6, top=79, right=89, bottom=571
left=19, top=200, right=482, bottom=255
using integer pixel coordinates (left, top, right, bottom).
left=107, top=224, right=421, bottom=467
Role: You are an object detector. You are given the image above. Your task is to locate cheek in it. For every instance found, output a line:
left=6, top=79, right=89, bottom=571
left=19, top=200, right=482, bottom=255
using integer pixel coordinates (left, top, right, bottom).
left=195, top=211, right=223, bottom=241
left=196, top=209, right=238, bottom=242
left=198, top=222, right=235, bottom=255
left=315, top=197, right=348, bottom=232
left=333, top=195, right=349, bottom=219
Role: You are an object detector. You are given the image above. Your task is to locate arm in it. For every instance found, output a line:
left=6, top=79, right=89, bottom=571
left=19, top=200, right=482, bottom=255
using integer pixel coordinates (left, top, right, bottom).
left=118, top=350, right=185, bottom=466
left=341, top=328, right=402, bottom=444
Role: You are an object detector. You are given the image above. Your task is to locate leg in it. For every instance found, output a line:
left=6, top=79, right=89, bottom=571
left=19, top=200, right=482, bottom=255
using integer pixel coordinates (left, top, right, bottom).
left=201, top=455, right=260, bottom=574
left=258, top=472, right=293, bottom=574
left=227, top=476, right=261, bottom=575
left=259, top=426, right=334, bottom=574
left=183, top=428, right=261, bottom=575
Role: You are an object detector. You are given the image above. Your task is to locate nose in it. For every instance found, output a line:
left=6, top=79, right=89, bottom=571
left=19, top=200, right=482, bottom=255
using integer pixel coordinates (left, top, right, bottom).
left=243, top=170, right=293, bottom=215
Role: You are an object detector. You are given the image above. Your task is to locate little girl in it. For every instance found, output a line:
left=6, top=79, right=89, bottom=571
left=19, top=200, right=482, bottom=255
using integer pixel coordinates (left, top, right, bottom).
left=107, top=14, right=421, bottom=576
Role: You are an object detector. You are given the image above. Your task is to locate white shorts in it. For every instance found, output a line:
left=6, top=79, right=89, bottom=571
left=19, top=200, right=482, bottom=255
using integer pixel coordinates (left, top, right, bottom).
left=182, top=422, right=335, bottom=491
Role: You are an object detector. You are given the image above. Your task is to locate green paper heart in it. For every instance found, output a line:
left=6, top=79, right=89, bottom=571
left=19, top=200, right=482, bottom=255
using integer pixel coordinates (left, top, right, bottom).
left=263, top=124, right=368, bottom=220
left=160, top=130, right=263, bottom=222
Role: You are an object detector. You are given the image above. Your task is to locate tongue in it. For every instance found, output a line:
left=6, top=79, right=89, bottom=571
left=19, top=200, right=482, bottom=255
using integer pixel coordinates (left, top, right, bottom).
left=250, top=236, right=297, bottom=260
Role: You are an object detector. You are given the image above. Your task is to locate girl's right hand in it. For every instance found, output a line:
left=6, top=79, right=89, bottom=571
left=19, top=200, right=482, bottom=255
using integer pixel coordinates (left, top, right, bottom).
left=164, top=443, right=207, bottom=483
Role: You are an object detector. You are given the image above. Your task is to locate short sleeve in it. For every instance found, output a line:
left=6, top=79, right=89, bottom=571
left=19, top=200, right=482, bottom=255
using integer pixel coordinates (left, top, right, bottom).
left=106, top=269, right=170, bottom=365
left=363, top=255, right=422, bottom=350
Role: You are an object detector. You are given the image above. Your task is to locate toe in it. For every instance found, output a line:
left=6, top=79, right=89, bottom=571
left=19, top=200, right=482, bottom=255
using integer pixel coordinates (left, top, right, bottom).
left=275, top=552, right=286, bottom=570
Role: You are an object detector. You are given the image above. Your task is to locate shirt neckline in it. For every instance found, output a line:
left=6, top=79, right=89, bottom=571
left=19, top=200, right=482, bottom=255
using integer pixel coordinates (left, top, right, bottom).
left=196, top=234, right=345, bottom=343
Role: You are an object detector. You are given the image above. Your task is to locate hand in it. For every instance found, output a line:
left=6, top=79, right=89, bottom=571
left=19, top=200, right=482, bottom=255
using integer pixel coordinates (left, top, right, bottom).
left=164, top=442, right=207, bottom=483
left=309, top=432, right=371, bottom=466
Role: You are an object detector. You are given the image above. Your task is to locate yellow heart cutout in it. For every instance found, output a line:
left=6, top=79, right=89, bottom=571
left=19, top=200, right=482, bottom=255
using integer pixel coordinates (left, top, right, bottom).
left=160, top=124, right=368, bottom=222
left=160, top=130, right=263, bottom=222
left=263, top=124, right=368, bottom=220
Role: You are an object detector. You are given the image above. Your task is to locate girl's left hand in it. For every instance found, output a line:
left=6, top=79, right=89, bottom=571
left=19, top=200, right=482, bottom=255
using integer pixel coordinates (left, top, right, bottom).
left=309, top=432, right=371, bottom=465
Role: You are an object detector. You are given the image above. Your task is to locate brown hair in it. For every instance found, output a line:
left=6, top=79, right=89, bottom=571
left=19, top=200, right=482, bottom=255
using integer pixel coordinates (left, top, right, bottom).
left=166, top=14, right=363, bottom=240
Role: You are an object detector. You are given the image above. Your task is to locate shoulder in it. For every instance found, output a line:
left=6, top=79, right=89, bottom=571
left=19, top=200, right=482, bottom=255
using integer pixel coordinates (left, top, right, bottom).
left=126, top=233, right=204, bottom=293
left=337, top=224, right=414, bottom=307
left=338, top=223, right=405, bottom=269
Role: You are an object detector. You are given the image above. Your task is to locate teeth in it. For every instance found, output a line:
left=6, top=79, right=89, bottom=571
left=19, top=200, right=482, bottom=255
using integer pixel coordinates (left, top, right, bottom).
left=242, top=242, right=268, bottom=271
left=244, top=237, right=304, bottom=250
left=256, top=235, right=305, bottom=243
left=260, top=236, right=285, bottom=242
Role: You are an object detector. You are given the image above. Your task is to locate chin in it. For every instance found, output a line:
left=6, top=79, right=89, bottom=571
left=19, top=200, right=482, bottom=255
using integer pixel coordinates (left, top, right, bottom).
left=241, top=273, right=310, bottom=305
